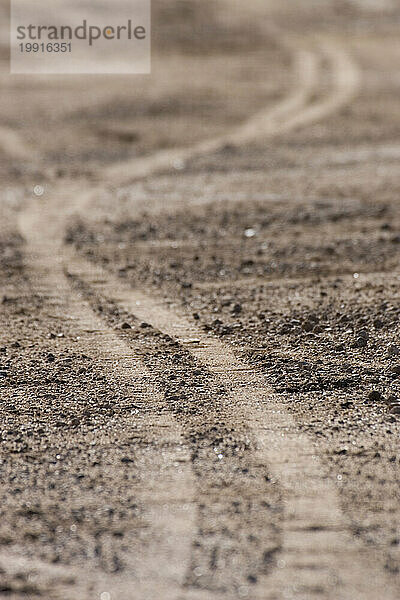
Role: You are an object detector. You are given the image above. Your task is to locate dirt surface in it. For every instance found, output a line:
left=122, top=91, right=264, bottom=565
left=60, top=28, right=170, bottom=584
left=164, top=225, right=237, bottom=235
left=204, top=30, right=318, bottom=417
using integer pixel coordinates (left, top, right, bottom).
left=1, top=0, right=400, bottom=599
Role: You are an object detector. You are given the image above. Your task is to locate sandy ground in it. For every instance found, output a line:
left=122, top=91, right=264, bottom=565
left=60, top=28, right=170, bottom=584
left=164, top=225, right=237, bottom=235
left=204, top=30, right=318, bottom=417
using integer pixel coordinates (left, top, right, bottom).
left=0, top=1, right=400, bottom=599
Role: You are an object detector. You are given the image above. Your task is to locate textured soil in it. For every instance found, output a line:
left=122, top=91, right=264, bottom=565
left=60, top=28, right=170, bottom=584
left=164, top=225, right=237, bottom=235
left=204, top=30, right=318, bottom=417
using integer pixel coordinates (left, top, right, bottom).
left=1, top=0, right=400, bottom=599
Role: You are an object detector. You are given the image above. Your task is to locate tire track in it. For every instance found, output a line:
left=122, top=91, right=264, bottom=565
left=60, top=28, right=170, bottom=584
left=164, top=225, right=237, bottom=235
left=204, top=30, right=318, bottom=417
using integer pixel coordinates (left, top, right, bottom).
left=96, top=33, right=360, bottom=187
left=103, top=41, right=319, bottom=186
left=14, top=15, right=366, bottom=600
left=66, top=270, right=284, bottom=598
left=61, top=251, right=399, bottom=599
left=1, top=245, right=196, bottom=600
left=13, top=24, right=324, bottom=598
left=274, top=38, right=361, bottom=136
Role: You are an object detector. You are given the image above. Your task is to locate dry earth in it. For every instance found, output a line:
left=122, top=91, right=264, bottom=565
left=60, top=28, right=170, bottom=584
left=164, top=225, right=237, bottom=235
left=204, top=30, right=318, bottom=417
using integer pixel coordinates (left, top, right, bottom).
left=0, top=1, right=400, bottom=599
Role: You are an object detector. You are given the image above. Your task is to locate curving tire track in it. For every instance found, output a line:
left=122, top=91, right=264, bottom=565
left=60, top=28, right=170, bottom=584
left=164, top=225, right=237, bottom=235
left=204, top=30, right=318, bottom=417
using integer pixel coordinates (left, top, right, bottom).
left=97, top=34, right=360, bottom=187
left=273, top=38, right=362, bottom=136
left=103, top=38, right=320, bottom=186
left=13, top=23, right=327, bottom=599
left=13, top=14, right=372, bottom=600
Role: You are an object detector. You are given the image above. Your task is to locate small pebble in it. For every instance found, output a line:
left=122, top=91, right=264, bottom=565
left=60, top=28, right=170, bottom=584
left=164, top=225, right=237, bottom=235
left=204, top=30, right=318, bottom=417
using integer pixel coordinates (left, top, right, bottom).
left=302, top=320, right=314, bottom=332
left=358, top=330, right=369, bottom=340
left=121, top=322, right=131, bottom=330
left=244, top=228, right=256, bottom=238
left=388, top=345, right=400, bottom=356
left=341, top=401, right=353, bottom=409
left=354, top=337, right=367, bottom=348
left=368, top=390, right=382, bottom=402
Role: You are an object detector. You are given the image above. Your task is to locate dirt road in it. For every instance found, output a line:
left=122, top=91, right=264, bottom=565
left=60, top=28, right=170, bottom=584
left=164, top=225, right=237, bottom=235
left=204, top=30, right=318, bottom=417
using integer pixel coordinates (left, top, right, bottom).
left=1, top=1, right=400, bottom=598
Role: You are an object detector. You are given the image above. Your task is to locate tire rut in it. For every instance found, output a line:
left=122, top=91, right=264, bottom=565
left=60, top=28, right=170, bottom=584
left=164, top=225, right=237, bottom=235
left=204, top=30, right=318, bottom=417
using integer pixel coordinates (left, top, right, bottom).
left=13, top=13, right=367, bottom=599
left=102, top=36, right=320, bottom=186
left=62, top=251, right=400, bottom=600
left=67, top=271, right=284, bottom=598
left=0, top=249, right=196, bottom=600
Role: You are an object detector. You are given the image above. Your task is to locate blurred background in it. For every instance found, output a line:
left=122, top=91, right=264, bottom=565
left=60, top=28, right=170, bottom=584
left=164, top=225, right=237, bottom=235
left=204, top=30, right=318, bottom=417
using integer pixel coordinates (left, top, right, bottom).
left=0, top=0, right=397, bottom=181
